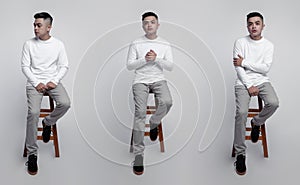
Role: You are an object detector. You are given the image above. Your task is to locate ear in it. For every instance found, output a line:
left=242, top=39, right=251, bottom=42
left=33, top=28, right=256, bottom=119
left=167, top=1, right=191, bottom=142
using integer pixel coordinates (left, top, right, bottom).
left=47, top=24, right=52, bottom=32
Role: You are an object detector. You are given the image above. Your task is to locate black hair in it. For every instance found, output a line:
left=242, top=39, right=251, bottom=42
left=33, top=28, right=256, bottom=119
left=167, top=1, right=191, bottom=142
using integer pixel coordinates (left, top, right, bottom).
left=142, top=12, right=158, bottom=21
left=247, top=12, right=264, bottom=22
left=34, top=12, right=53, bottom=25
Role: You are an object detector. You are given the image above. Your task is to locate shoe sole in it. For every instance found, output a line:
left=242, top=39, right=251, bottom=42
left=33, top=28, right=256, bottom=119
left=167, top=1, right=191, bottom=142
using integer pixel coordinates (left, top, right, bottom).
left=28, top=170, right=38, bottom=175
left=150, top=137, right=157, bottom=142
left=42, top=136, right=50, bottom=143
left=236, top=170, right=246, bottom=176
left=133, top=169, right=144, bottom=175
left=42, top=139, right=50, bottom=143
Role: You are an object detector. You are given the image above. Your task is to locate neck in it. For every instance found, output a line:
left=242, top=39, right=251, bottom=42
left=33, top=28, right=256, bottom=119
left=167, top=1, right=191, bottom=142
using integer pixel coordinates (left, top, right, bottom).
left=249, top=35, right=262, bottom=41
left=145, top=33, right=157, bottom=40
left=39, top=34, right=51, bottom=41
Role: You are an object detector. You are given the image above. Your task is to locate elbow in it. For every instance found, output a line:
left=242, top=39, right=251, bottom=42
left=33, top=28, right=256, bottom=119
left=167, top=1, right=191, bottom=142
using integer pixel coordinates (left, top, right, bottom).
left=163, top=61, right=174, bottom=71
left=166, top=64, right=174, bottom=71
left=126, top=64, right=134, bottom=71
left=261, top=65, right=271, bottom=74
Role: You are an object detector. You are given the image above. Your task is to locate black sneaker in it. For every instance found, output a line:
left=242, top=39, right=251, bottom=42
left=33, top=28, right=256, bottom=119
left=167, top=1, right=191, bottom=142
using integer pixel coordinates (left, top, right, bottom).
left=42, top=120, right=51, bottom=143
left=251, top=120, right=260, bottom=143
left=26, top=154, right=38, bottom=175
left=150, top=125, right=158, bottom=141
left=235, top=154, right=246, bottom=175
left=133, top=155, right=144, bottom=175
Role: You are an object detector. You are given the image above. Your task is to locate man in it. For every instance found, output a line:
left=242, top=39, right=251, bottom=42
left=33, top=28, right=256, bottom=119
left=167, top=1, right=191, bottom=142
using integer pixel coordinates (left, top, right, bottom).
left=21, top=12, right=70, bottom=175
left=233, top=12, right=279, bottom=175
left=127, top=12, right=173, bottom=175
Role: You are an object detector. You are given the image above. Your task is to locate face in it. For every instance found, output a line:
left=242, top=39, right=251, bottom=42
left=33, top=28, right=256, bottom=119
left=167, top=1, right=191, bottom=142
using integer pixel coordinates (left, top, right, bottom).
left=142, top=16, right=159, bottom=37
left=247, top=16, right=265, bottom=40
left=33, top=18, right=51, bottom=40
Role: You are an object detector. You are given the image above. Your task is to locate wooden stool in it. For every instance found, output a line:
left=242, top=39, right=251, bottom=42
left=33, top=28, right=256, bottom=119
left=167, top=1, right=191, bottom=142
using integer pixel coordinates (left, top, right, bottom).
left=232, top=96, right=269, bottom=158
left=130, top=92, right=165, bottom=153
left=23, top=92, right=60, bottom=158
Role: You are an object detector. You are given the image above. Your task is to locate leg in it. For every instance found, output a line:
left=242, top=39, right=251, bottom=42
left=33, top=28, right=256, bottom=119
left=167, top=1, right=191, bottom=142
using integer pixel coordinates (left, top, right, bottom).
left=25, top=86, right=43, bottom=156
left=43, top=83, right=71, bottom=126
left=149, top=80, right=173, bottom=129
left=132, top=83, right=149, bottom=156
left=234, top=85, right=251, bottom=156
left=252, top=82, right=279, bottom=126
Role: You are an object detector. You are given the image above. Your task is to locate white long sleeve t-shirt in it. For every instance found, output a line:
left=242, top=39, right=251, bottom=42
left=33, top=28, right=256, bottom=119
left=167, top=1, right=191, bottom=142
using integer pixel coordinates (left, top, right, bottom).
left=127, top=36, right=174, bottom=84
left=21, top=37, right=69, bottom=87
left=233, top=35, right=274, bottom=88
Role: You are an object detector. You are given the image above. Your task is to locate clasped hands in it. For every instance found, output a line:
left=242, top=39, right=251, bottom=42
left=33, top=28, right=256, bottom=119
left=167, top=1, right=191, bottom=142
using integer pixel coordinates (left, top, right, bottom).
left=145, top=49, right=157, bottom=62
left=35, top=82, right=56, bottom=93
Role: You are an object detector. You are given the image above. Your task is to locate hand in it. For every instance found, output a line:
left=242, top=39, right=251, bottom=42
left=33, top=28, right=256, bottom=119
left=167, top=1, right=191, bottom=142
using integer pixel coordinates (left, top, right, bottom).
left=145, top=49, right=157, bottom=62
left=248, top=86, right=259, bottom=96
left=46, top=82, right=57, bottom=90
left=233, top=54, right=243, bottom=66
left=35, top=83, right=47, bottom=93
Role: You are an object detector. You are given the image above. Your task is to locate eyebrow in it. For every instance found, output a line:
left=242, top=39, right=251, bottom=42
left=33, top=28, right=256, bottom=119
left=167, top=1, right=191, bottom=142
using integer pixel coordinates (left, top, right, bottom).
left=247, top=20, right=261, bottom=24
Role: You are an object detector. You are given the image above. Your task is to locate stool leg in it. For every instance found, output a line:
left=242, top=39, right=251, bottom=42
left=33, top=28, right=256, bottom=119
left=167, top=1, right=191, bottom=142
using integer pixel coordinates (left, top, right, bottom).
left=52, top=124, right=60, bottom=157
left=158, top=123, right=165, bottom=153
left=261, top=124, right=269, bottom=158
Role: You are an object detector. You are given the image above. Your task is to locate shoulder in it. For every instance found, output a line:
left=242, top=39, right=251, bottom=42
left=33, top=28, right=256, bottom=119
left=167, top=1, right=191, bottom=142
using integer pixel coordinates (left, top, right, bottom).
left=24, top=37, right=37, bottom=45
left=131, top=36, right=145, bottom=44
left=51, top=37, right=65, bottom=45
left=235, top=36, right=248, bottom=43
left=262, top=37, right=274, bottom=47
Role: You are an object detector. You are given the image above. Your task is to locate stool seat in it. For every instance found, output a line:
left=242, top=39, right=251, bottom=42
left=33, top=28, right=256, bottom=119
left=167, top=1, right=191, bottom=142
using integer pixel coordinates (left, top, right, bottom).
left=23, top=92, right=60, bottom=158
left=232, top=96, right=269, bottom=158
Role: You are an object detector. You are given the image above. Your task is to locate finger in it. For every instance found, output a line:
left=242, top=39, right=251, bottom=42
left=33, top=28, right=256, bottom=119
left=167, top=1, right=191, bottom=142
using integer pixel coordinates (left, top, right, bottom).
left=238, top=54, right=242, bottom=59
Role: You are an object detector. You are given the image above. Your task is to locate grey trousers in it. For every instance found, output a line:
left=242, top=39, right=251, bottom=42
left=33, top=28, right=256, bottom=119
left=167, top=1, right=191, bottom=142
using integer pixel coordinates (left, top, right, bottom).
left=234, top=82, right=279, bottom=156
left=132, top=80, right=172, bottom=156
left=25, top=83, right=71, bottom=156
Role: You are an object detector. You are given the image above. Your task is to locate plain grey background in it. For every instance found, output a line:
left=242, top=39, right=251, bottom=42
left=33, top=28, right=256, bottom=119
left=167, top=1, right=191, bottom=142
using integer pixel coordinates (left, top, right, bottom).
left=0, top=0, right=298, bottom=184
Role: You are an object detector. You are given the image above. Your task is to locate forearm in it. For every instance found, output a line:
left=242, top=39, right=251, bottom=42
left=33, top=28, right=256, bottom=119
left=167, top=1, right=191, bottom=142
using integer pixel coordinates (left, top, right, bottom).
left=21, top=66, right=39, bottom=87
left=156, top=58, right=173, bottom=71
left=127, top=58, right=147, bottom=70
left=51, top=66, right=68, bottom=85
left=242, top=59, right=271, bottom=74
left=235, top=66, right=253, bottom=88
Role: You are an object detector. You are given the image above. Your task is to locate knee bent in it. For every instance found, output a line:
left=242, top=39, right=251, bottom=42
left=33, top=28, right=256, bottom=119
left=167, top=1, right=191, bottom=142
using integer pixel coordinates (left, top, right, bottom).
left=57, top=99, right=71, bottom=109
left=267, top=99, right=279, bottom=109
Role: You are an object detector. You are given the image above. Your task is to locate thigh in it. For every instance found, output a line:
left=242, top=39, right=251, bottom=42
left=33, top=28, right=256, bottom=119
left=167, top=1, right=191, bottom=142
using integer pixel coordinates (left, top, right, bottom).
left=235, top=85, right=251, bottom=111
left=47, top=83, right=70, bottom=104
left=132, top=83, right=149, bottom=110
left=150, top=80, right=172, bottom=101
left=26, top=86, right=43, bottom=111
left=257, top=82, right=279, bottom=104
